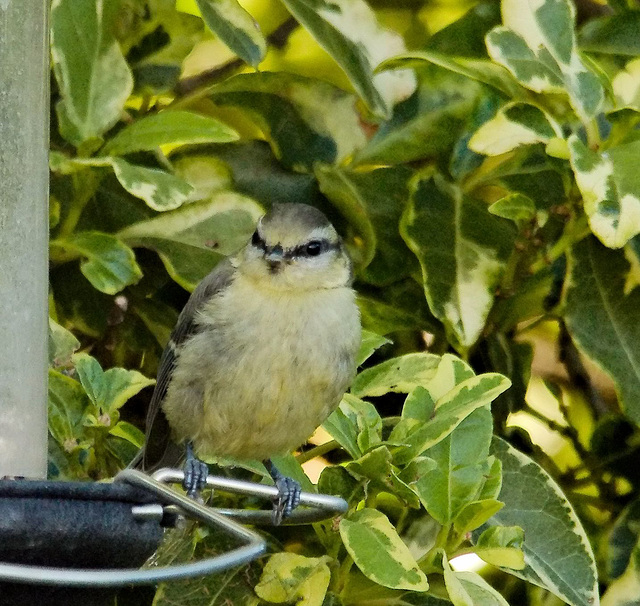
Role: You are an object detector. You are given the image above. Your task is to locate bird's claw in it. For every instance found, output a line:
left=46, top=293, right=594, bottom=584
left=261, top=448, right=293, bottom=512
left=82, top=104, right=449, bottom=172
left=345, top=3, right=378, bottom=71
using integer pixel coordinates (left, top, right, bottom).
left=183, top=455, right=209, bottom=500
left=272, top=475, right=301, bottom=525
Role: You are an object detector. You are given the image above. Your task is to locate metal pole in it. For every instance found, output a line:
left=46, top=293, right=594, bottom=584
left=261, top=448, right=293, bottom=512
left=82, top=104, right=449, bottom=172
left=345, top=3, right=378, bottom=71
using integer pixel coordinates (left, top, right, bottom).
left=0, top=0, right=49, bottom=477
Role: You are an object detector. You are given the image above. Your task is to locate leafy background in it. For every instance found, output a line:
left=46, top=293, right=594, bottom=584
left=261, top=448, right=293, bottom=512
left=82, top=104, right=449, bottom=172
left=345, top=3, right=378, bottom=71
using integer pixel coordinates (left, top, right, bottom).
left=46, top=0, right=640, bottom=604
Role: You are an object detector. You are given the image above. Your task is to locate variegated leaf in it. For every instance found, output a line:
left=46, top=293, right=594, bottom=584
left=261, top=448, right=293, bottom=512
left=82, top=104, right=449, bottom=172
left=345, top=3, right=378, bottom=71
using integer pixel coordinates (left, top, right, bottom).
left=401, top=175, right=516, bottom=350
left=469, top=102, right=562, bottom=156
left=486, top=0, right=604, bottom=120
left=569, top=136, right=640, bottom=248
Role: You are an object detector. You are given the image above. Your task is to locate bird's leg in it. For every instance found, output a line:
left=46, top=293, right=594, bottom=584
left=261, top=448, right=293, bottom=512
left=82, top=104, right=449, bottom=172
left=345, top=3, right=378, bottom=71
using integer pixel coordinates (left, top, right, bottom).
left=183, top=442, right=209, bottom=499
left=264, top=459, right=302, bottom=525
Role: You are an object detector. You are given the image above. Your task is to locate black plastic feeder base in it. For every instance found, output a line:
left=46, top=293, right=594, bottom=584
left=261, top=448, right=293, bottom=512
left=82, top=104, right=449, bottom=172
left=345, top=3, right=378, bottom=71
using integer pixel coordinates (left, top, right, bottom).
left=0, top=479, right=166, bottom=606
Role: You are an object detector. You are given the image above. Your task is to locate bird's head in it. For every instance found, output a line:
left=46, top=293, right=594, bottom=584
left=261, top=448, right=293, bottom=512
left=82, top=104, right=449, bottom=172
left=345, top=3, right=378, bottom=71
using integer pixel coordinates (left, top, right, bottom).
left=235, top=203, right=352, bottom=291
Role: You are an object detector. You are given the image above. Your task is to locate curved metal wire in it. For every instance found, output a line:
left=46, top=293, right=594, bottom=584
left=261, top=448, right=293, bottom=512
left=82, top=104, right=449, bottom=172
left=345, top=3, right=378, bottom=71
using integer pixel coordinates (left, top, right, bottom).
left=0, top=468, right=348, bottom=587
left=151, top=468, right=348, bottom=525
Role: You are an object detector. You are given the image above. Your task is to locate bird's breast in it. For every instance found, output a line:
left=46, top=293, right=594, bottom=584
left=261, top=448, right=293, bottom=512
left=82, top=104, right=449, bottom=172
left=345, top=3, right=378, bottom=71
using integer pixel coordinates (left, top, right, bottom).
left=165, top=274, right=360, bottom=460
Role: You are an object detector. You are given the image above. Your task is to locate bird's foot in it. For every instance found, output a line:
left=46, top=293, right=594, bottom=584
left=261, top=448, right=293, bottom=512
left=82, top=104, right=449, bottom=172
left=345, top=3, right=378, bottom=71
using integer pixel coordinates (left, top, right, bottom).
left=265, top=460, right=301, bottom=525
left=183, top=443, right=209, bottom=500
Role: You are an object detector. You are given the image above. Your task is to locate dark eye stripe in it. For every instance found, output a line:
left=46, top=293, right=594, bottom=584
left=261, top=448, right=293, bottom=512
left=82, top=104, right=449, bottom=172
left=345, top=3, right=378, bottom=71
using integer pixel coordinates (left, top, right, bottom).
left=289, top=239, right=338, bottom=258
left=251, top=230, right=267, bottom=251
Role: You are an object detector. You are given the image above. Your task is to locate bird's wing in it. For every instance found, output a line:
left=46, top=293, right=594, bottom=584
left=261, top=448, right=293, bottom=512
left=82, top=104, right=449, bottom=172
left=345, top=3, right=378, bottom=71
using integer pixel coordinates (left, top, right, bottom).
left=141, top=258, right=237, bottom=470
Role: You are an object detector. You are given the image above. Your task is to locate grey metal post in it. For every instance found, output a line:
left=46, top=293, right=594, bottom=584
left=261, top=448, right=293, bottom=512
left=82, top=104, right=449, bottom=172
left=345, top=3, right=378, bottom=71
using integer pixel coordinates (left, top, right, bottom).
left=0, top=0, right=49, bottom=477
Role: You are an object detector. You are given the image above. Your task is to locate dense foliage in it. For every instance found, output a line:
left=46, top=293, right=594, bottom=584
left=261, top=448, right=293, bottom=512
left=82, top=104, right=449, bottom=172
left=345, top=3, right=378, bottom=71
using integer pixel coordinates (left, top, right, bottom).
left=46, top=0, right=640, bottom=604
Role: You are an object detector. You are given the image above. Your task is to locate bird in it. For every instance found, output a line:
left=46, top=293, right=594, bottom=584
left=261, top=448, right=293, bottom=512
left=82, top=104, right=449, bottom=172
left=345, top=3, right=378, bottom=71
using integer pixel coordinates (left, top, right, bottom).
left=140, top=203, right=361, bottom=523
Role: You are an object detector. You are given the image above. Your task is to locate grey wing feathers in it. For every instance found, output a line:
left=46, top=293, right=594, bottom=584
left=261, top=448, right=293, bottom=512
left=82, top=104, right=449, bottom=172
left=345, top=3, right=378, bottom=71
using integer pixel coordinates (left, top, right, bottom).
left=140, top=259, right=236, bottom=470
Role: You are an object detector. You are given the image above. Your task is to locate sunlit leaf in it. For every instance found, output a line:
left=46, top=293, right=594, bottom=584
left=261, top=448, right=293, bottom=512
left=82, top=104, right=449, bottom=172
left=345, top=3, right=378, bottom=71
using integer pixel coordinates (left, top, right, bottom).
left=194, top=0, right=267, bottom=67
left=351, top=353, right=441, bottom=398
left=340, top=508, right=429, bottom=591
left=103, top=111, right=238, bottom=156
left=486, top=0, right=604, bottom=120
left=469, top=103, right=561, bottom=156
left=111, top=158, right=194, bottom=212
left=278, top=0, right=416, bottom=117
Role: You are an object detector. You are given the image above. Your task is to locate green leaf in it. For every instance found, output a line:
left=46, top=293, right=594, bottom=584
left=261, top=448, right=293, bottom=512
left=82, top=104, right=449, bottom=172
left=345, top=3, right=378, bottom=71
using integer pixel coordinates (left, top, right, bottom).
left=109, top=421, right=145, bottom=449
left=270, top=453, right=315, bottom=492
left=51, top=0, right=133, bottom=143
left=379, top=50, right=525, bottom=99
left=486, top=0, right=604, bottom=120
left=357, top=330, right=391, bottom=366
left=569, top=136, right=640, bottom=248
left=578, top=12, right=640, bottom=56
left=357, top=292, right=437, bottom=336
left=426, top=3, right=502, bottom=59
left=346, top=446, right=420, bottom=508
left=409, top=407, right=493, bottom=525
left=565, top=237, right=640, bottom=425
left=315, top=165, right=417, bottom=283
left=317, top=466, right=364, bottom=503
left=278, top=0, right=416, bottom=117
left=323, top=394, right=381, bottom=459
left=50, top=232, right=142, bottom=295
left=111, top=158, right=194, bottom=212
left=102, top=111, right=238, bottom=156
left=608, top=500, right=640, bottom=580
left=210, top=73, right=366, bottom=171
left=469, top=103, right=561, bottom=156
left=400, top=386, right=436, bottom=424
left=101, top=368, right=155, bottom=413
left=255, top=553, right=331, bottom=606
left=49, top=318, right=80, bottom=367
left=401, top=175, right=516, bottom=350
left=474, top=525, right=525, bottom=570
left=72, top=353, right=105, bottom=409
left=152, top=526, right=261, bottom=605
left=443, top=564, right=510, bottom=606
left=478, top=456, right=503, bottom=501
left=454, top=499, right=505, bottom=535
left=488, top=193, right=536, bottom=223
left=48, top=369, right=89, bottom=444
left=351, top=353, right=442, bottom=398
left=427, top=353, right=476, bottom=400
left=73, top=353, right=154, bottom=414
left=340, top=508, right=429, bottom=591
left=119, top=192, right=263, bottom=290
left=50, top=154, right=196, bottom=211
left=194, top=0, right=266, bottom=67
left=392, top=373, right=510, bottom=466
left=602, top=542, right=640, bottom=606
left=353, top=69, right=481, bottom=167
left=485, top=437, right=599, bottom=606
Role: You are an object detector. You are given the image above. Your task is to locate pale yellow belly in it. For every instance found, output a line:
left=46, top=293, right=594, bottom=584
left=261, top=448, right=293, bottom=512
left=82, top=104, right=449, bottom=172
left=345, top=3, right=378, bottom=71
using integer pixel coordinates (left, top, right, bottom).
left=162, top=279, right=360, bottom=461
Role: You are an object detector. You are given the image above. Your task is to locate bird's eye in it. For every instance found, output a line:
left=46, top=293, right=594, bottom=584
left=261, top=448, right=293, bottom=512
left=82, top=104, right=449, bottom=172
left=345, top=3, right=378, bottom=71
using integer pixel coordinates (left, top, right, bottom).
left=305, top=241, right=323, bottom=256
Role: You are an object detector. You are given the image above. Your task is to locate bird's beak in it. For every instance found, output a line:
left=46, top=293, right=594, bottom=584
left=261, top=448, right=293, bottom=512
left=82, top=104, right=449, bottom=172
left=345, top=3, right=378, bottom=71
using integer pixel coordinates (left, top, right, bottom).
left=265, top=245, right=284, bottom=272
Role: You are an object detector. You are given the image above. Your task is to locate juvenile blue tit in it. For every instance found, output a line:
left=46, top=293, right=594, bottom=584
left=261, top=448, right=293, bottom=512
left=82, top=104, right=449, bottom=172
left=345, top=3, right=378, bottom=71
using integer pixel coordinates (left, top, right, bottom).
left=142, top=203, right=361, bottom=522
